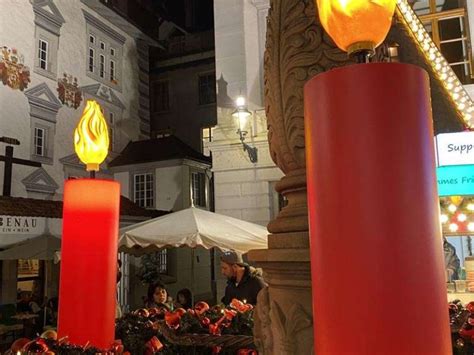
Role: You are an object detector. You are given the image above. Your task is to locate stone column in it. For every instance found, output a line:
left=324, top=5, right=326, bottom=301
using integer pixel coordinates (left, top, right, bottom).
left=248, top=1, right=350, bottom=354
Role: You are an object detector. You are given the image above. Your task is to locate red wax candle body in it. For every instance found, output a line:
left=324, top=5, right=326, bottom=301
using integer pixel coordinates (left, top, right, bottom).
left=304, top=63, right=451, bottom=354
left=58, top=179, right=120, bottom=349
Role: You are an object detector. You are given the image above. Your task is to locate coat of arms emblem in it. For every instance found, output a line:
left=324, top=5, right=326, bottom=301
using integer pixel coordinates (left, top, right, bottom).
left=57, top=73, right=82, bottom=109
left=0, top=46, right=31, bottom=91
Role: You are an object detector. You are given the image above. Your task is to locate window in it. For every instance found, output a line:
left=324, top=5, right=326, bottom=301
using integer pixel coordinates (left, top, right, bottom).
left=198, top=73, right=216, bottom=105
left=270, top=181, right=288, bottom=220
left=117, top=252, right=130, bottom=313
left=153, top=81, right=169, bottom=112
left=86, top=32, right=122, bottom=87
left=191, top=172, right=206, bottom=207
left=109, top=112, right=115, bottom=150
left=32, top=1, right=63, bottom=79
left=34, top=127, right=45, bottom=156
left=89, top=48, right=95, bottom=73
left=38, top=39, right=48, bottom=70
left=134, top=173, right=154, bottom=208
left=99, top=54, right=105, bottom=78
left=34, top=31, right=58, bottom=78
left=84, top=11, right=125, bottom=90
left=411, top=0, right=473, bottom=84
left=278, top=193, right=288, bottom=211
left=110, top=60, right=116, bottom=81
left=26, top=82, right=60, bottom=165
left=156, top=250, right=168, bottom=274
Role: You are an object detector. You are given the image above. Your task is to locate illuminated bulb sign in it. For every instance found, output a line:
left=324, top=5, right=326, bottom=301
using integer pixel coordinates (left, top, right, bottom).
left=435, top=132, right=474, bottom=197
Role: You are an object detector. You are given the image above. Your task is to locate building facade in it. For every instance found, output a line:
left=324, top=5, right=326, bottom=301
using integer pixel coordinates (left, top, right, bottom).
left=150, top=30, right=217, bottom=153
left=0, top=0, right=156, bottom=304
left=0, top=0, right=155, bottom=200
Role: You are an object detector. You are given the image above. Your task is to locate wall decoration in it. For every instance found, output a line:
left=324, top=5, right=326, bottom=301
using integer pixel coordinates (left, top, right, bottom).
left=0, top=46, right=31, bottom=91
left=57, top=73, right=82, bottom=109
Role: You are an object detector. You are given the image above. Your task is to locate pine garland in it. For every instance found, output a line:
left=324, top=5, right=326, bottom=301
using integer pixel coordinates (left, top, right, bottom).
left=11, top=300, right=474, bottom=354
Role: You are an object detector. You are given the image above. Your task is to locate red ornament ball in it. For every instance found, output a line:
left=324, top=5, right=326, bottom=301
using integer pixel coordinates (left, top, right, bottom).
left=195, top=301, right=210, bottom=315
left=22, top=338, right=49, bottom=353
left=10, top=338, right=30, bottom=352
left=466, top=301, right=474, bottom=314
left=134, top=308, right=150, bottom=318
left=175, top=308, right=186, bottom=317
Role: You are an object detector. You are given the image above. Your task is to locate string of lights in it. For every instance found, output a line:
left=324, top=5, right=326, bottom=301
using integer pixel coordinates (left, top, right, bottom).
left=396, top=0, right=474, bottom=129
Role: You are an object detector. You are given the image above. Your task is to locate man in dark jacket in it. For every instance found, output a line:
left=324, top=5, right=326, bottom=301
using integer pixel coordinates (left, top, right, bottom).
left=220, top=251, right=266, bottom=305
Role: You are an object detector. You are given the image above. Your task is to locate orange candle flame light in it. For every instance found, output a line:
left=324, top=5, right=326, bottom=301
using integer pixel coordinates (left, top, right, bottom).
left=316, top=0, right=396, bottom=54
left=58, top=100, right=120, bottom=349
left=74, top=100, right=109, bottom=171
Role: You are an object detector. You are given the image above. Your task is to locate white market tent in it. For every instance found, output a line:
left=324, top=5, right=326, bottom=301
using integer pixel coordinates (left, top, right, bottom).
left=118, top=207, right=268, bottom=255
left=0, top=234, right=61, bottom=261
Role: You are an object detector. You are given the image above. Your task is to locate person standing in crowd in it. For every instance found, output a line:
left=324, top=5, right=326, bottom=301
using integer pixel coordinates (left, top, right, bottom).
left=220, top=251, right=266, bottom=305
left=145, top=282, right=173, bottom=310
left=175, top=288, right=193, bottom=309
left=443, top=237, right=460, bottom=281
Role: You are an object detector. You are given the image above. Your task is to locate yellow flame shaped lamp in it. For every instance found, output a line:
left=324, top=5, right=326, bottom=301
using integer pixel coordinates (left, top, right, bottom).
left=74, top=100, right=109, bottom=171
left=316, top=0, right=397, bottom=55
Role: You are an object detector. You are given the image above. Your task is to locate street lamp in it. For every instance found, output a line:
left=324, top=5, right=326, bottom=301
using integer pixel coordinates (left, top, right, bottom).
left=232, top=96, right=258, bottom=163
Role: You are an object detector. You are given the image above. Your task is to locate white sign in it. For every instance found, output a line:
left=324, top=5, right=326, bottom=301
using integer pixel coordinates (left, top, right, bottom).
left=0, top=216, right=62, bottom=249
left=435, top=131, right=474, bottom=167
left=0, top=215, right=44, bottom=234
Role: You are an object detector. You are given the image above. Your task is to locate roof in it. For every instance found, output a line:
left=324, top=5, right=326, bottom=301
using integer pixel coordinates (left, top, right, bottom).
left=108, top=135, right=212, bottom=167
left=0, top=195, right=168, bottom=219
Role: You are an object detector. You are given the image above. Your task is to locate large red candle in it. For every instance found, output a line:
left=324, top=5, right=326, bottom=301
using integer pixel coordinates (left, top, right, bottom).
left=58, top=178, right=120, bottom=349
left=304, top=63, right=451, bottom=354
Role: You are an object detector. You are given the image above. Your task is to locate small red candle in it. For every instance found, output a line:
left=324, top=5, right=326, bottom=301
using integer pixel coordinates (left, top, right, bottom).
left=57, top=100, right=120, bottom=349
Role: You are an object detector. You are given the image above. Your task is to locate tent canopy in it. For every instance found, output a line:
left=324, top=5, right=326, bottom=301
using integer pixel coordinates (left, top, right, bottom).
left=0, top=234, right=61, bottom=260
left=119, top=207, right=268, bottom=255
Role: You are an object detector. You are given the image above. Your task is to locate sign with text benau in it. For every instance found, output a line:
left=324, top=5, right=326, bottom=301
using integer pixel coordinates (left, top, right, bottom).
left=0, top=215, right=44, bottom=234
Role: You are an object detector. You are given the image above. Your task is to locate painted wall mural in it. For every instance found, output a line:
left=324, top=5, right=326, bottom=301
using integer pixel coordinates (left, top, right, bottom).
left=0, top=46, right=31, bottom=91
left=57, top=73, right=82, bottom=109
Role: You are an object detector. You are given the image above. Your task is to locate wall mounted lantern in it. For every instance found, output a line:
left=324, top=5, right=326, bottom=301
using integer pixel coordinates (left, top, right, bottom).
left=232, top=96, right=258, bottom=163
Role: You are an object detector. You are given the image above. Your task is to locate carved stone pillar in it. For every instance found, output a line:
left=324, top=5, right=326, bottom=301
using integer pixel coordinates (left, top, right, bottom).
left=248, top=1, right=350, bottom=354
